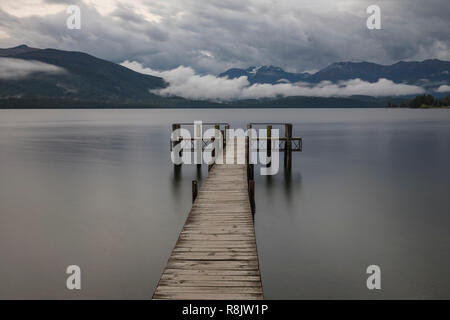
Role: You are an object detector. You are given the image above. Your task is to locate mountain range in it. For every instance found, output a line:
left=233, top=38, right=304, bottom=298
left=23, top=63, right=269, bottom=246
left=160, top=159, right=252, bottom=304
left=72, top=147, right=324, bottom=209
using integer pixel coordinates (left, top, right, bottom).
left=1, top=45, right=449, bottom=108
left=219, top=66, right=311, bottom=84
left=220, top=60, right=450, bottom=89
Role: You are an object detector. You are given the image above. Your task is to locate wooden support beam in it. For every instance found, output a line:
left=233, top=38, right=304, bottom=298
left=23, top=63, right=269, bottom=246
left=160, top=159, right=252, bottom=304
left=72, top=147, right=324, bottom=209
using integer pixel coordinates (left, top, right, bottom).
left=246, top=124, right=252, bottom=179
left=225, top=124, right=230, bottom=146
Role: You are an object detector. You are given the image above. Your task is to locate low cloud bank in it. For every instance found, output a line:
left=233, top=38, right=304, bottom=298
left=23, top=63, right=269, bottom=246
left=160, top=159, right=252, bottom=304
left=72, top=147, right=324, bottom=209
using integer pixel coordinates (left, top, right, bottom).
left=121, top=60, right=425, bottom=101
left=121, top=61, right=249, bottom=100
left=436, top=85, right=450, bottom=93
left=0, top=58, right=66, bottom=79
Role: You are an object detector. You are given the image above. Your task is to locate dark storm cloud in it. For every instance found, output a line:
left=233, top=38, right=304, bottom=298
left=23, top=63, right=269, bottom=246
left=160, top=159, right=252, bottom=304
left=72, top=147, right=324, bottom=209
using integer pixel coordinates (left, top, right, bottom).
left=0, top=0, right=449, bottom=74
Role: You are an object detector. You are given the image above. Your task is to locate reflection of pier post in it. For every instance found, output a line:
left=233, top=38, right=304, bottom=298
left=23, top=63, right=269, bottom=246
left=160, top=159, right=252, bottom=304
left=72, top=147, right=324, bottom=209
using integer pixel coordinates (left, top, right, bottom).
left=284, top=123, right=292, bottom=172
left=267, top=125, right=272, bottom=168
left=248, top=179, right=255, bottom=215
left=192, top=180, right=198, bottom=203
left=172, top=123, right=181, bottom=169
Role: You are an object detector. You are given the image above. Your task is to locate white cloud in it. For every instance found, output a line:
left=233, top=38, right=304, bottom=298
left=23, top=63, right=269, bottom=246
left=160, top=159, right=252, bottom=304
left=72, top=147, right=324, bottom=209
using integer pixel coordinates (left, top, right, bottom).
left=0, top=30, right=10, bottom=39
left=244, top=78, right=425, bottom=99
left=121, top=60, right=250, bottom=100
left=436, top=85, right=450, bottom=93
left=82, top=0, right=163, bottom=22
left=0, top=0, right=66, bottom=17
left=122, top=60, right=425, bottom=101
left=0, top=58, right=66, bottom=79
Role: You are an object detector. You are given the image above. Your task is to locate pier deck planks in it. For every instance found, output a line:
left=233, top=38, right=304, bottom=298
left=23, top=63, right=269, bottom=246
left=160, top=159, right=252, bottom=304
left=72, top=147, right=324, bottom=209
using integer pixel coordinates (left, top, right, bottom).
left=152, top=146, right=263, bottom=300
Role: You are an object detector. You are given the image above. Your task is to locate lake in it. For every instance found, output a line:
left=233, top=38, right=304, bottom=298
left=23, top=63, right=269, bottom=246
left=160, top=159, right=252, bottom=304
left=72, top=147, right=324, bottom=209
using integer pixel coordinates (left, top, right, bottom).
left=0, top=108, right=449, bottom=299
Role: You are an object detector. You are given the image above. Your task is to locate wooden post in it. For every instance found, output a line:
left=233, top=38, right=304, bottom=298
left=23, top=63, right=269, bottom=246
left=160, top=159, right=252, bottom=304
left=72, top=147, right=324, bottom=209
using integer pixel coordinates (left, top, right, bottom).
left=245, top=135, right=249, bottom=165
left=171, top=123, right=180, bottom=151
left=194, top=121, right=202, bottom=170
left=172, top=124, right=182, bottom=169
left=248, top=179, right=255, bottom=215
left=215, top=124, right=221, bottom=163
left=221, top=129, right=225, bottom=149
left=192, top=180, right=198, bottom=203
left=208, top=137, right=215, bottom=172
left=246, top=124, right=252, bottom=179
left=284, top=123, right=292, bottom=171
left=267, top=125, right=272, bottom=167
left=225, top=124, right=230, bottom=146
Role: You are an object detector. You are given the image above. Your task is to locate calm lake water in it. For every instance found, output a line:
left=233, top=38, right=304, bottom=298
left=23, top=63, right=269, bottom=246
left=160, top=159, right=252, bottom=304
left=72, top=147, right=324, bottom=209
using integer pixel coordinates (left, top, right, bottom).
left=0, top=108, right=449, bottom=299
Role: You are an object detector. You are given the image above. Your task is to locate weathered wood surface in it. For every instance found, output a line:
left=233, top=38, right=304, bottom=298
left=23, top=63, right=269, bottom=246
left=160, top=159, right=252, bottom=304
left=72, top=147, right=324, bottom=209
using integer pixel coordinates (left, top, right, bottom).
left=153, top=143, right=263, bottom=300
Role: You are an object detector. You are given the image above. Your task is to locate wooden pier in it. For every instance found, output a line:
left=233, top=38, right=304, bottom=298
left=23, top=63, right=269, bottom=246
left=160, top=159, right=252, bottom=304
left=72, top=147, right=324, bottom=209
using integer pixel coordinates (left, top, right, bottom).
left=153, top=138, right=263, bottom=300
left=154, top=123, right=301, bottom=299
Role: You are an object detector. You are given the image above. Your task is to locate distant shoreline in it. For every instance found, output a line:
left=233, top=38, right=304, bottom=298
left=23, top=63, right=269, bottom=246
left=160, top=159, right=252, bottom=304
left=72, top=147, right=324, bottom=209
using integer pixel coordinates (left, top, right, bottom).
left=2, top=106, right=450, bottom=110
left=0, top=105, right=383, bottom=109
left=384, top=94, right=450, bottom=109
left=0, top=97, right=406, bottom=109
left=1, top=94, right=448, bottom=109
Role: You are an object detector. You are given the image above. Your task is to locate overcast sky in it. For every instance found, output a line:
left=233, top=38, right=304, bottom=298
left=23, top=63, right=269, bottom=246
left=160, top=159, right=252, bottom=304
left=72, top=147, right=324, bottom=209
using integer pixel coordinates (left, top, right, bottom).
left=0, top=0, right=449, bottom=75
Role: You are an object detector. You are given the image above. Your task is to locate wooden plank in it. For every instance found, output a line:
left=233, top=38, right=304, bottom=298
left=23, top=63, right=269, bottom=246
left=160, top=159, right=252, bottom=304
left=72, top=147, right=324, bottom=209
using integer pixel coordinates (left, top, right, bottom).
left=180, top=230, right=255, bottom=235
left=166, top=260, right=259, bottom=269
left=182, top=226, right=254, bottom=230
left=178, top=234, right=255, bottom=241
left=169, top=253, right=257, bottom=261
left=162, top=269, right=260, bottom=276
left=178, top=230, right=255, bottom=235
left=172, top=247, right=257, bottom=253
left=152, top=145, right=263, bottom=300
left=155, top=286, right=263, bottom=294
left=176, top=240, right=256, bottom=248
left=153, top=293, right=263, bottom=300
left=160, top=274, right=261, bottom=281
left=158, top=280, right=261, bottom=287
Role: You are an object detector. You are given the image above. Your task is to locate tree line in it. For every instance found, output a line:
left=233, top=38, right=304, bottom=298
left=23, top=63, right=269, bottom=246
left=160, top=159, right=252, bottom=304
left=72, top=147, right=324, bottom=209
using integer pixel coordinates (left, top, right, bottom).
left=386, top=95, right=450, bottom=108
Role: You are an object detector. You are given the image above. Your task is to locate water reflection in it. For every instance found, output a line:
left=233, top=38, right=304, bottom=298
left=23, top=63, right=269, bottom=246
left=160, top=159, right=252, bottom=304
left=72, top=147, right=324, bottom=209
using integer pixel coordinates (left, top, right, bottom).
left=171, top=165, right=183, bottom=199
left=0, top=109, right=449, bottom=299
left=196, top=165, right=203, bottom=181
